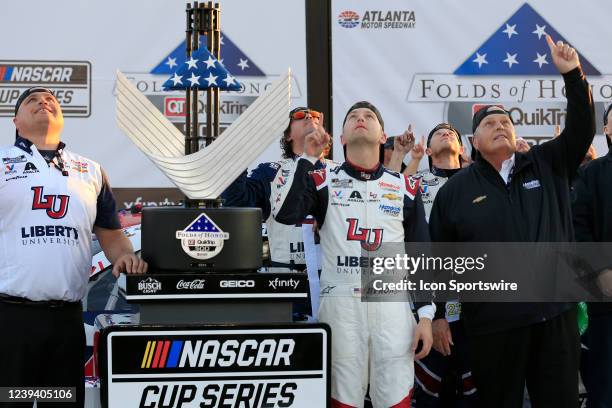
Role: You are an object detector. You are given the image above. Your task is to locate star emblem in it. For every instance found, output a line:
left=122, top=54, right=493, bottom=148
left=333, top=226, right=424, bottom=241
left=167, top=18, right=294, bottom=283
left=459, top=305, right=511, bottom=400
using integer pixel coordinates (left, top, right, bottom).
left=472, top=52, right=488, bottom=68
left=204, top=55, right=216, bottom=69
left=205, top=72, right=218, bottom=86
left=237, top=58, right=249, bottom=70
left=502, top=23, right=518, bottom=39
left=503, top=52, right=519, bottom=68
left=170, top=73, right=183, bottom=86
left=533, top=52, right=548, bottom=68
left=187, top=72, right=200, bottom=86
left=185, top=57, right=198, bottom=70
left=532, top=24, right=547, bottom=40
left=223, top=74, right=236, bottom=86
left=165, top=57, right=177, bottom=69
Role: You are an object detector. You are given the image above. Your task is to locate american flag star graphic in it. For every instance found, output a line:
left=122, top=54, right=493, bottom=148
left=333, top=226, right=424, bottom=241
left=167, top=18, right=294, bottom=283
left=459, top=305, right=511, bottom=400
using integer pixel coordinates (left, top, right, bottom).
left=185, top=214, right=221, bottom=233
left=454, top=3, right=599, bottom=76
left=162, top=46, right=242, bottom=91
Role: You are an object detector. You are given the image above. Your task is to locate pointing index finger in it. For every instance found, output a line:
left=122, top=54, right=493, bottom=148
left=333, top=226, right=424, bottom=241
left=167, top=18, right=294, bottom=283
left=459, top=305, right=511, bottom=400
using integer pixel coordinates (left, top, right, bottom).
left=545, top=35, right=555, bottom=52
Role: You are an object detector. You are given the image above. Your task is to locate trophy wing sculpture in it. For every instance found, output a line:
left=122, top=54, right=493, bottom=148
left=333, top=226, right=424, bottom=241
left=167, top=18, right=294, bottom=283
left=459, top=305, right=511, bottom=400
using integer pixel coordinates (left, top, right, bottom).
left=115, top=69, right=291, bottom=199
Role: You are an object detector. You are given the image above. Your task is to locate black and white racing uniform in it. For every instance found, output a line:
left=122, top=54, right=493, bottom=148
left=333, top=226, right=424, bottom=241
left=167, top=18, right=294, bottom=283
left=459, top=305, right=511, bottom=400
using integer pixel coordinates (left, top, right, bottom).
left=273, top=156, right=433, bottom=408
left=411, top=167, right=477, bottom=406
left=222, top=156, right=334, bottom=271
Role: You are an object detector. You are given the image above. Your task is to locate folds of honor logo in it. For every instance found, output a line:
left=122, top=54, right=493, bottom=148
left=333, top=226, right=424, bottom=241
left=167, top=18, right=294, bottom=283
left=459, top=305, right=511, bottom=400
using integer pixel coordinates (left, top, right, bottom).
left=406, top=3, right=610, bottom=147
left=176, top=214, right=229, bottom=260
left=122, top=32, right=302, bottom=136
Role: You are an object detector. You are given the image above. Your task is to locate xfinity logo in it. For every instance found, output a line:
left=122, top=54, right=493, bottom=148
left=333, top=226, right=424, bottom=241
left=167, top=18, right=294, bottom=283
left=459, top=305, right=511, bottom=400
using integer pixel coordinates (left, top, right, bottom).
left=220, top=280, right=255, bottom=288
left=268, top=278, right=299, bottom=290
left=176, top=279, right=206, bottom=290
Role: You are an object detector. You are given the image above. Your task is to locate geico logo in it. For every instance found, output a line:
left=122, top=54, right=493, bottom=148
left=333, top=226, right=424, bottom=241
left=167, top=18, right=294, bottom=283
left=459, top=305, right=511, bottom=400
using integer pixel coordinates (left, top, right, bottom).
left=179, top=338, right=295, bottom=368
left=220, top=280, right=255, bottom=288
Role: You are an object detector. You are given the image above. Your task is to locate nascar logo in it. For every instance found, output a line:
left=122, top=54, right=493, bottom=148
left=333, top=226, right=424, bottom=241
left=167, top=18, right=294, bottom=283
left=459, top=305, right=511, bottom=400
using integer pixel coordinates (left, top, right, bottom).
left=0, top=60, right=91, bottom=117
left=141, top=338, right=295, bottom=369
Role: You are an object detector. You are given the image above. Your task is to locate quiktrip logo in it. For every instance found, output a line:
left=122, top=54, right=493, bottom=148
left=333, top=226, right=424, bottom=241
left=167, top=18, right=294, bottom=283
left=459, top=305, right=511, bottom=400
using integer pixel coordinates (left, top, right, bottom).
left=176, top=214, right=229, bottom=260
left=0, top=61, right=91, bottom=117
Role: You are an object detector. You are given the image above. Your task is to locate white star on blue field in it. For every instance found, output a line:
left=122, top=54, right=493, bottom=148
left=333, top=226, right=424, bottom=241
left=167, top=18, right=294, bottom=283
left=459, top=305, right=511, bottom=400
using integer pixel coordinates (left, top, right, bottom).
left=152, top=32, right=265, bottom=77
left=162, top=46, right=241, bottom=91
left=185, top=214, right=221, bottom=233
left=455, top=3, right=599, bottom=75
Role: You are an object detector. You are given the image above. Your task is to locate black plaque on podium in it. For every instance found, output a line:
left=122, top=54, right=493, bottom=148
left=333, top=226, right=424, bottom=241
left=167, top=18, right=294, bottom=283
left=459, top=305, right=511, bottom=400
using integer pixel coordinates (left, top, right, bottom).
left=142, top=207, right=262, bottom=272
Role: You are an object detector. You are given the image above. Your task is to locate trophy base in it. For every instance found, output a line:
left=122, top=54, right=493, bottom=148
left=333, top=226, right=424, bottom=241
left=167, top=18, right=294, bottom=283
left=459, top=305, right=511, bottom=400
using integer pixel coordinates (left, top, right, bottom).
left=122, top=272, right=309, bottom=324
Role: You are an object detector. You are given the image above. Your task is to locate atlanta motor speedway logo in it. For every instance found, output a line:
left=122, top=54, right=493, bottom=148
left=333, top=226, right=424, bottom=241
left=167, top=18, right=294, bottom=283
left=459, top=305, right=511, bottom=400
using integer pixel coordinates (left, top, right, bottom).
left=0, top=60, right=91, bottom=117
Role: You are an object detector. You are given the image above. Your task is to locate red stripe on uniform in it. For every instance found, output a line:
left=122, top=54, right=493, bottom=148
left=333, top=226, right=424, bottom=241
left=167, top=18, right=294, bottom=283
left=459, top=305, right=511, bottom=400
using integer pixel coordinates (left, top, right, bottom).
left=331, top=399, right=357, bottom=408
left=151, top=341, right=164, bottom=368
left=404, top=174, right=420, bottom=198
left=310, top=169, right=326, bottom=187
left=415, top=362, right=442, bottom=394
left=390, top=388, right=414, bottom=407
left=462, top=375, right=477, bottom=394
left=159, top=341, right=171, bottom=368
left=0, top=67, right=5, bottom=80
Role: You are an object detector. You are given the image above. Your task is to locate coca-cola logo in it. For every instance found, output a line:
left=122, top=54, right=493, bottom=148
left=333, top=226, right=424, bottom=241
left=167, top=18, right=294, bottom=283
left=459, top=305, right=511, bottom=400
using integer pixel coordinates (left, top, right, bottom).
left=176, top=279, right=206, bottom=290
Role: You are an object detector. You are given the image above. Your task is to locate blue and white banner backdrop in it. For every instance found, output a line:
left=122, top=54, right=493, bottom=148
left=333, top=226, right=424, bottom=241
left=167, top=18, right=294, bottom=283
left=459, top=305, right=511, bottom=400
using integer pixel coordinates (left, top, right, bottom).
left=0, top=0, right=307, bottom=188
left=332, top=1, right=612, bottom=164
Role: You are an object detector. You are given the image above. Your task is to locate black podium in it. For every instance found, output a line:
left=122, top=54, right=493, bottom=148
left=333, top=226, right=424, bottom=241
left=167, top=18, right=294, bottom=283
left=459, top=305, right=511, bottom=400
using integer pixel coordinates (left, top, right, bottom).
left=99, top=207, right=330, bottom=407
left=122, top=272, right=309, bottom=324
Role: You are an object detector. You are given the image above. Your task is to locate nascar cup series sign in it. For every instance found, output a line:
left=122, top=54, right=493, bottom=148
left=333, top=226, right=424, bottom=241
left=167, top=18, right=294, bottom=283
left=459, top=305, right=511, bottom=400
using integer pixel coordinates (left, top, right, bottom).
left=101, top=325, right=330, bottom=408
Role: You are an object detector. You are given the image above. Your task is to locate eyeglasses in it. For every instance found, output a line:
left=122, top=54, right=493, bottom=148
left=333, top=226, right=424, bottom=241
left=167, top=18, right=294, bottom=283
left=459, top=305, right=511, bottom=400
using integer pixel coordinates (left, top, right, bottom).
left=291, top=109, right=322, bottom=121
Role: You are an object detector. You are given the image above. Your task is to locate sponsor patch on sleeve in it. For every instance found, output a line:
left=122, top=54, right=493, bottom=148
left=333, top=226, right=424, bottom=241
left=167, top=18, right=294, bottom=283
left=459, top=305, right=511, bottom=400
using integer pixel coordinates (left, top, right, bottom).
left=403, top=174, right=420, bottom=198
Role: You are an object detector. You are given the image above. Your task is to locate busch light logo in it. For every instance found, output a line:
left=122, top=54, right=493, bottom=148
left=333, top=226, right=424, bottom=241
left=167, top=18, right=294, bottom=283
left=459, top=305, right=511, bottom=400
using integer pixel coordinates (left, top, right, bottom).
left=176, top=279, right=206, bottom=290
left=138, top=277, right=162, bottom=294
left=176, top=213, right=230, bottom=260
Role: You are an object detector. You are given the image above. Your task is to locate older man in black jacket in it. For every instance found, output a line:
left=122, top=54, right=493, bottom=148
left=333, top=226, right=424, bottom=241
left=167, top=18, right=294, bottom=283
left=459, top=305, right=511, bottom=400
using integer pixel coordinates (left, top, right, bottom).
left=429, top=36, right=595, bottom=408
left=572, top=104, right=612, bottom=408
